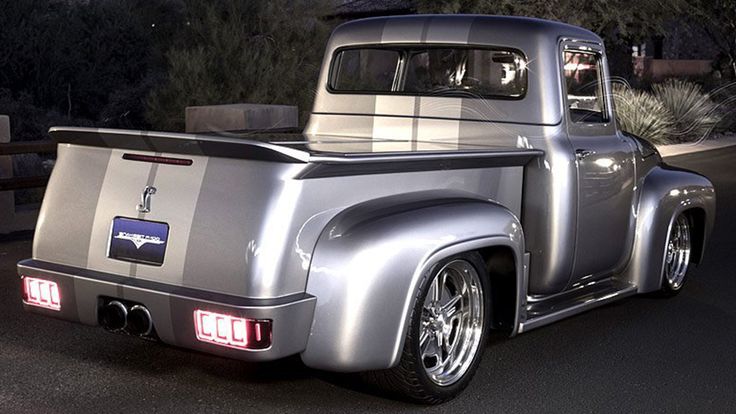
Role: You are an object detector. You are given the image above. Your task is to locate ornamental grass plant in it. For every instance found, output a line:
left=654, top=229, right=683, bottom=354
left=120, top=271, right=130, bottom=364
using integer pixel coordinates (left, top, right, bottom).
left=613, top=80, right=723, bottom=144
left=652, top=79, right=721, bottom=143
left=612, top=84, right=675, bottom=144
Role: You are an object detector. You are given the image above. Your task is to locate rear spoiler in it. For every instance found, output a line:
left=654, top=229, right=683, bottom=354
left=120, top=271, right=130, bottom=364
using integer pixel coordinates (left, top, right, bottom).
left=49, top=127, right=310, bottom=163
left=49, top=127, right=543, bottom=179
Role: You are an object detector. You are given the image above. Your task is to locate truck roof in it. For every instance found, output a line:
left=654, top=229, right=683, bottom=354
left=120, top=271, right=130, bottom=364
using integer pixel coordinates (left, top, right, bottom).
left=328, top=15, right=600, bottom=48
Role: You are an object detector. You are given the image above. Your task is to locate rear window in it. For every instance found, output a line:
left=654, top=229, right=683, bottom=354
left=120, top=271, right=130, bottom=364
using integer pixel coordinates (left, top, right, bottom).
left=329, top=46, right=527, bottom=99
left=331, top=49, right=401, bottom=91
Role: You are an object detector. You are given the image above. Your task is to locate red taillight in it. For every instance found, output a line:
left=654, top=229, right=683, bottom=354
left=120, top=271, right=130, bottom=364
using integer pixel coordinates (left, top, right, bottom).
left=193, top=310, right=271, bottom=350
left=22, top=277, right=61, bottom=311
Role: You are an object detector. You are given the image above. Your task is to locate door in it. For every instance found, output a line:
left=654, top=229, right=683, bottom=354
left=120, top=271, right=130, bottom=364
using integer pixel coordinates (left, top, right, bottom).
left=562, top=44, right=637, bottom=283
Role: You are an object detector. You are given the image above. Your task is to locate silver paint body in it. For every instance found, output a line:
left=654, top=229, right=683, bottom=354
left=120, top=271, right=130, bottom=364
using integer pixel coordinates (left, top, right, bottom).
left=21, top=15, right=715, bottom=372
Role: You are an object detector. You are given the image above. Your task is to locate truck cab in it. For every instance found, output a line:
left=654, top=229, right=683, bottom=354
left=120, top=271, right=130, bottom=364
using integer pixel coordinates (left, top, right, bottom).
left=305, top=15, right=714, bottom=303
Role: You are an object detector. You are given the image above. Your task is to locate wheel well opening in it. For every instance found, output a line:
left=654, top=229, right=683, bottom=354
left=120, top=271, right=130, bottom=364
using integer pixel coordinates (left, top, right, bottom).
left=478, top=246, right=516, bottom=332
left=684, top=208, right=706, bottom=264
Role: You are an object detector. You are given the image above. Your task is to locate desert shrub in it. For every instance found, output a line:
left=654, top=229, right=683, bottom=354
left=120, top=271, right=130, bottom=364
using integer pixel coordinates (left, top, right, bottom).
left=612, top=84, right=675, bottom=144
left=146, top=0, right=334, bottom=131
left=652, top=79, right=722, bottom=143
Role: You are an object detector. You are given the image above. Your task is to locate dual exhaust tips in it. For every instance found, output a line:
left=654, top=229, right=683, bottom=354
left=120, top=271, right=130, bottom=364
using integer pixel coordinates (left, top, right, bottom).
left=100, top=300, right=153, bottom=336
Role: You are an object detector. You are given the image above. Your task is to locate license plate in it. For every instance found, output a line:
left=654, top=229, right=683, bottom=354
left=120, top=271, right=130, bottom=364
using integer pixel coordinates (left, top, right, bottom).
left=108, top=217, right=169, bottom=266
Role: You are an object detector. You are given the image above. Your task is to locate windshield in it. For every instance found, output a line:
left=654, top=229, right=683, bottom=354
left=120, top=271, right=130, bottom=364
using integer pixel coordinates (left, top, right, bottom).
left=330, top=46, right=527, bottom=99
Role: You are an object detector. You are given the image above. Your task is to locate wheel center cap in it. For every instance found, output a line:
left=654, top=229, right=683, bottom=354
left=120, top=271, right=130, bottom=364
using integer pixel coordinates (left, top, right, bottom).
left=429, top=309, right=447, bottom=332
left=434, top=312, right=453, bottom=336
left=435, top=314, right=445, bottom=331
left=441, top=319, right=452, bottom=336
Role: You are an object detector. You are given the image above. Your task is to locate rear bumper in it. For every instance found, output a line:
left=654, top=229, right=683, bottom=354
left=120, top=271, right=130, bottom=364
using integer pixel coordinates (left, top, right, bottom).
left=17, top=259, right=316, bottom=362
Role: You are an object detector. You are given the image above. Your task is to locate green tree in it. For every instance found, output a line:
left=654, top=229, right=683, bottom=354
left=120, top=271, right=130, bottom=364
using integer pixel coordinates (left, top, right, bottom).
left=146, top=0, right=334, bottom=131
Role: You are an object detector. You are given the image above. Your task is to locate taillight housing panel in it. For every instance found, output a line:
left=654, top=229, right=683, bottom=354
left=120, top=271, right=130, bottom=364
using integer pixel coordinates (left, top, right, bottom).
left=193, top=310, right=271, bottom=350
left=22, top=276, right=61, bottom=311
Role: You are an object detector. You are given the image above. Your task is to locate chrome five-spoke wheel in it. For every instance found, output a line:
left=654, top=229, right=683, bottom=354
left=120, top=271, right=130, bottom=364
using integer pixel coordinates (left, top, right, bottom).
left=419, top=259, right=484, bottom=386
left=663, top=213, right=691, bottom=292
left=366, top=252, right=490, bottom=404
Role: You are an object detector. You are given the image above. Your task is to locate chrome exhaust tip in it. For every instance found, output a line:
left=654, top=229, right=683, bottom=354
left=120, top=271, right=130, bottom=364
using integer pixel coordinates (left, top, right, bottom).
left=126, top=305, right=153, bottom=336
left=100, top=300, right=128, bottom=331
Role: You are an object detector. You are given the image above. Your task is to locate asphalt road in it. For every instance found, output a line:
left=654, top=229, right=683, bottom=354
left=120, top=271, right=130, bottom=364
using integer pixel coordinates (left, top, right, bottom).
left=1, top=148, right=735, bottom=413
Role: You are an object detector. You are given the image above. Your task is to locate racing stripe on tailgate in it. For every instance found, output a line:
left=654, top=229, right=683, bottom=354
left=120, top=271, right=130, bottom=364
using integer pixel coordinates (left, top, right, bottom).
left=128, top=153, right=161, bottom=278
left=85, top=150, right=209, bottom=288
left=182, top=159, right=291, bottom=297
left=135, top=154, right=209, bottom=285
left=86, top=149, right=157, bottom=276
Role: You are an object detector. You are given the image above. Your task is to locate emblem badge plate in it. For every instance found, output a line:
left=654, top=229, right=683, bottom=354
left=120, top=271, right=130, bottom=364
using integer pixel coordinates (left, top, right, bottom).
left=108, top=217, right=169, bottom=266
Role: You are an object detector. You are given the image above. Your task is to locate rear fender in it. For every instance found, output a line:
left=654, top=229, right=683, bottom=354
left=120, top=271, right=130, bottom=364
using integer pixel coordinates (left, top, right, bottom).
left=622, top=166, right=715, bottom=293
left=301, top=192, right=525, bottom=372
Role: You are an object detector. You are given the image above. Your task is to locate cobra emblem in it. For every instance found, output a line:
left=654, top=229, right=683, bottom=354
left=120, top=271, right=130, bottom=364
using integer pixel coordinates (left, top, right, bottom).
left=136, top=186, right=157, bottom=213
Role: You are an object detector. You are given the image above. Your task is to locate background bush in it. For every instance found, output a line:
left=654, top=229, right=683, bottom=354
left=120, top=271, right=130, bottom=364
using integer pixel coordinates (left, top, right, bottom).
left=0, top=0, right=185, bottom=205
left=146, top=0, right=332, bottom=131
left=0, top=0, right=174, bottom=139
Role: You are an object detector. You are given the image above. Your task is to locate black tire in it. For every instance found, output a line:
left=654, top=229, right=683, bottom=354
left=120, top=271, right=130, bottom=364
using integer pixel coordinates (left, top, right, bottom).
left=656, top=213, right=693, bottom=297
left=363, top=252, right=491, bottom=404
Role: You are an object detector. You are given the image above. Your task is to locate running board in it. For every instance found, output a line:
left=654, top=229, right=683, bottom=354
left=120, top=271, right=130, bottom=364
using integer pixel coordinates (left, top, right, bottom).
left=517, top=279, right=637, bottom=334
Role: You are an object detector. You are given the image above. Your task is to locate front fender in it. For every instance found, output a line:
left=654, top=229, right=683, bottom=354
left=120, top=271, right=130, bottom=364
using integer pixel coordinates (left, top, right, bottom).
left=301, top=193, right=524, bottom=372
left=623, top=165, right=715, bottom=293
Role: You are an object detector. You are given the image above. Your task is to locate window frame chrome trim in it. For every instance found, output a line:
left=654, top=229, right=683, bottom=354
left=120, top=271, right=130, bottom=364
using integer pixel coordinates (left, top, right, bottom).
left=561, top=47, right=610, bottom=124
left=326, top=43, right=530, bottom=101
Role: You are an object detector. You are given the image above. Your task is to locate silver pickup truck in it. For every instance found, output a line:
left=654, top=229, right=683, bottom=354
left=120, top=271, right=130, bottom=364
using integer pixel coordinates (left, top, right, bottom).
left=18, top=15, right=715, bottom=403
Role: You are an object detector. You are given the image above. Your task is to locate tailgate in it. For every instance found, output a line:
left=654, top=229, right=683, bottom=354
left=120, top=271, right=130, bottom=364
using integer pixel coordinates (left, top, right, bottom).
left=32, top=128, right=309, bottom=298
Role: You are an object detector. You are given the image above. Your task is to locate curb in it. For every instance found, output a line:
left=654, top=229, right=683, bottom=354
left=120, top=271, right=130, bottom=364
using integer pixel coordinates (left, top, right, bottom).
left=657, top=135, right=736, bottom=158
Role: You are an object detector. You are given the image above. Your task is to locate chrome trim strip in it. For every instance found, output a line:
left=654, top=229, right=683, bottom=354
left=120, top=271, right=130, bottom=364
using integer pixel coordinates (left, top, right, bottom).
left=299, top=149, right=543, bottom=179
left=517, top=282, right=637, bottom=333
left=510, top=252, right=531, bottom=337
left=526, top=275, right=616, bottom=303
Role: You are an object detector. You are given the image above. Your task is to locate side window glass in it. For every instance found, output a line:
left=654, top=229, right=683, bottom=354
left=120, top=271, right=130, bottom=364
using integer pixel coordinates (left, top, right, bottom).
left=564, top=51, right=607, bottom=123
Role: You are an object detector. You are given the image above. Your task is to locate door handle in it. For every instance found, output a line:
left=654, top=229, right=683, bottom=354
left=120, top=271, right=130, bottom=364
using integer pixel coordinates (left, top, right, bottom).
left=575, top=149, right=594, bottom=160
